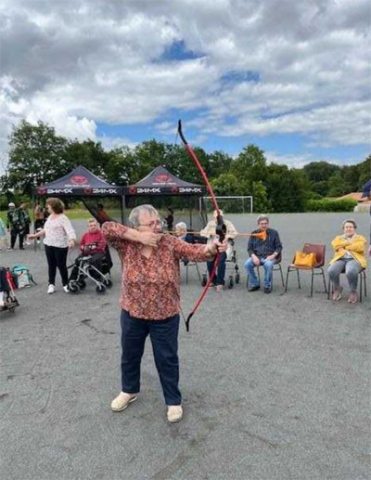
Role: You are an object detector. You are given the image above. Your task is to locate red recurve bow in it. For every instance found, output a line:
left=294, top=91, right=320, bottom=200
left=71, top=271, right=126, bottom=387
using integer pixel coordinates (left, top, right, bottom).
left=177, top=120, right=226, bottom=331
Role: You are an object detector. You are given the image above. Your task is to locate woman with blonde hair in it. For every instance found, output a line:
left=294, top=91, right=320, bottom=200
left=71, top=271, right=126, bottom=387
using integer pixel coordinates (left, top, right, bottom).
left=28, top=198, right=76, bottom=294
left=328, top=219, right=367, bottom=304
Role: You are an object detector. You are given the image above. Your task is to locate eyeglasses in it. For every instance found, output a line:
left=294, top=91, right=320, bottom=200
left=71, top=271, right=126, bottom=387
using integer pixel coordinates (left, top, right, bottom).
left=138, top=219, right=162, bottom=228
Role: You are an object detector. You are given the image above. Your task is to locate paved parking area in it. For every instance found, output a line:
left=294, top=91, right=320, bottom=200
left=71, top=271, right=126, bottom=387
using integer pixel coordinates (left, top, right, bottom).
left=0, top=213, right=370, bottom=479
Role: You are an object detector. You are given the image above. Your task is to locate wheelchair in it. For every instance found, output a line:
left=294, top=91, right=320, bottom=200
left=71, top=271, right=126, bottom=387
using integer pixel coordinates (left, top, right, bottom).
left=68, top=244, right=112, bottom=294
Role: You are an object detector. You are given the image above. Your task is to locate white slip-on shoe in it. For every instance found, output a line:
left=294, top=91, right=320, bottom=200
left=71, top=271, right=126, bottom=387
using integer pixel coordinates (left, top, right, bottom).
left=111, top=392, right=137, bottom=412
left=47, top=284, right=55, bottom=294
left=167, top=405, right=183, bottom=423
left=63, top=285, right=69, bottom=293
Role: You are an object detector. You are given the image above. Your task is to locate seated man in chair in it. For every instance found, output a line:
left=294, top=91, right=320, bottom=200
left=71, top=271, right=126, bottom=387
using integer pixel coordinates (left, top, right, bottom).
left=244, top=215, right=282, bottom=294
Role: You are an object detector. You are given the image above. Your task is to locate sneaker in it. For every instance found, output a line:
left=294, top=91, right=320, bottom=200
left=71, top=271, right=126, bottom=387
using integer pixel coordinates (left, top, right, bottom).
left=167, top=405, right=183, bottom=423
left=216, top=285, right=223, bottom=293
left=111, top=392, right=137, bottom=412
left=63, top=285, right=69, bottom=293
left=264, top=286, right=272, bottom=294
left=47, top=284, right=55, bottom=294
left=248, top=285, right=260, bottom=292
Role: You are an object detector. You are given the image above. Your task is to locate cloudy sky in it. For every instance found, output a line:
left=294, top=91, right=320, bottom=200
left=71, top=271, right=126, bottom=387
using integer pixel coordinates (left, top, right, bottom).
left=1, top=0, right=370, bottom=172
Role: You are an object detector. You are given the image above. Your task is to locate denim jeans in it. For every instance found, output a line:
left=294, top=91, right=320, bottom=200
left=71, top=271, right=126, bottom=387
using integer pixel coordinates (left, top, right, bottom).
left=207, top=252, right=227, bottom=286
left=120, top=310, right=181, bottom=406
left=328, top=258, right=362, bottom=292
left=244, top=257, right=275, bottom=288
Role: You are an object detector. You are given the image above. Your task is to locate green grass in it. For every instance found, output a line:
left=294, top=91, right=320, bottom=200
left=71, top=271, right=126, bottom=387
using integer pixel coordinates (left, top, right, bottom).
left=64, top=209, right=92, bottom=220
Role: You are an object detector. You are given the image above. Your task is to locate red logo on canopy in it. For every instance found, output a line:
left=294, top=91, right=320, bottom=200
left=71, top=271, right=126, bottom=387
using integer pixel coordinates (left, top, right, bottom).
left=83, top=188, right=93, bottom=195
left=128, top=186, right=137, bottom=194
left=155, top=174, right=170, bottom=183
left=171, top=186, right=179, bottom=193
left=70, top=175, right=88, bottom=185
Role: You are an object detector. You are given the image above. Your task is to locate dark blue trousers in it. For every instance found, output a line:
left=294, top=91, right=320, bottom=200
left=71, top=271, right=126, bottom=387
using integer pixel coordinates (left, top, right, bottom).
left=207, top=251, right=227, bottom=286
left=120, top=310, right=181, bottom=406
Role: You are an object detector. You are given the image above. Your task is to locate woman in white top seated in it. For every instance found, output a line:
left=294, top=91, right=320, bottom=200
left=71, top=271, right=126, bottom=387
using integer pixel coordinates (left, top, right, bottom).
left=28, top=198, right=76, bottom=294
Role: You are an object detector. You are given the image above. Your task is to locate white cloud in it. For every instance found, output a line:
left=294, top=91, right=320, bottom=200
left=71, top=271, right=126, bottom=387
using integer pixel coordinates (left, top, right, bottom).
left=98, top=135, right=137, bottom=151
left=0, top=0, right=370, bottom=167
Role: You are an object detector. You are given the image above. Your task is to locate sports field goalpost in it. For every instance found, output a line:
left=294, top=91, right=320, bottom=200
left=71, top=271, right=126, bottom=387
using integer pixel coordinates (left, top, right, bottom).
left=201, top=195, right=253, bottom=214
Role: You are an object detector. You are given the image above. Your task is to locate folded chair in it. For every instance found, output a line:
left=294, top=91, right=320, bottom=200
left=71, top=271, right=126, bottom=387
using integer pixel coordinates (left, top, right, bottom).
left=285, top=243, right=328, bottom=297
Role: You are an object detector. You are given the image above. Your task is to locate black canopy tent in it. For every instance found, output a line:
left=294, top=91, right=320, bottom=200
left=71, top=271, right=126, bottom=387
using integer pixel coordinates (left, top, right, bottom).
left=123, top=166, right=208, bottom=231
left=36, top=165, right=124, bottom=224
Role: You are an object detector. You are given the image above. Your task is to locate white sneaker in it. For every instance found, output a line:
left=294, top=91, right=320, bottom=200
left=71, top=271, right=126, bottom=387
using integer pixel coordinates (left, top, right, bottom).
left=47, top=284, right=55, bottom=294
left=63, top=285, right=69, bottom=293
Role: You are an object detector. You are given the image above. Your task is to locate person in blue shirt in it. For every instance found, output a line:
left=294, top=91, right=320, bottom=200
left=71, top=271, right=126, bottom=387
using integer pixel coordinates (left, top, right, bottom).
left=244, top=215, right=282, bottom=294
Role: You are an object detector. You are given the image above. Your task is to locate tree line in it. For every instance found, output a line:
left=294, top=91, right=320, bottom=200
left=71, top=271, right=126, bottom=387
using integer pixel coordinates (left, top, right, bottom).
left=1, top=120, right=370, bottom=212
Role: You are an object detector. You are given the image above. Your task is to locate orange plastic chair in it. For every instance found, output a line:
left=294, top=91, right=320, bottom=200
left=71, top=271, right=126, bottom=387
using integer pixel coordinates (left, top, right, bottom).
left=285, top=243, right=328, bottom=296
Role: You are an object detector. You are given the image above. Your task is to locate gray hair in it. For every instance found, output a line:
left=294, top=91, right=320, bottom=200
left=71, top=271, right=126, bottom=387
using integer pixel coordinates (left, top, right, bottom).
left=175, top=222, right=187, bottom=231
left=129, top=204, right=159, bottom=227
left=257, top=214, right=269, bottom=224
left=342, top=218, right=357, bottom=229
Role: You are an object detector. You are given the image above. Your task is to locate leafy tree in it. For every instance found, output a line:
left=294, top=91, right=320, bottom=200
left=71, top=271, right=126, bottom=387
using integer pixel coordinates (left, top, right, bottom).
left=211, top=173, right=241, bottom=196
left=228, top=144, right=270, bottom=211
left=327, top=171, right=348, bottom=197
left=131, top=140, right=167, bottom=181
left=303, top=161, right=340, bottom=183
left=63, top=140, right=113, bottom=180
left=356, top=155, right=371, bottom=188
left=104, top=146, right=139, bottom=185
left=302, top=161, right=341, bottom=197
left=250, top=180, right=270, bottom=212
left=162, top=144, right=209, bottom=184
left=208, top=151, right=233, bottom=178
left=6, top=120, right=69, bottom=194
left=230, top=145, right=268, bottom=183
left=265, top=164, right=306, bottom=212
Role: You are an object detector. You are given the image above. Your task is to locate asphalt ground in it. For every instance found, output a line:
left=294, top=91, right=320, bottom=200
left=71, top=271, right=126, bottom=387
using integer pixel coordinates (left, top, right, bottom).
left=0, top=213, right=370, bottom=480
